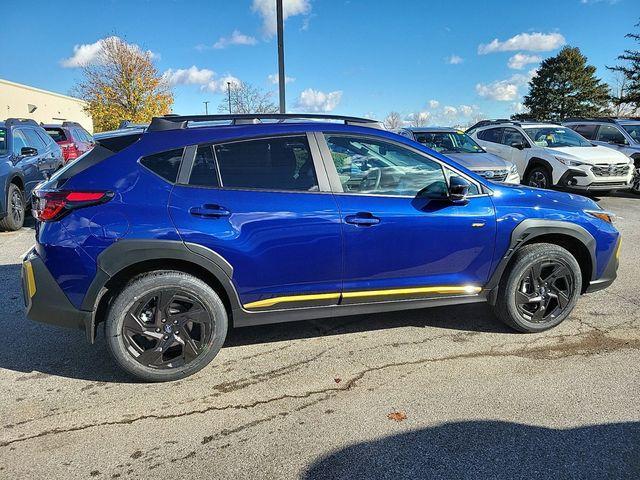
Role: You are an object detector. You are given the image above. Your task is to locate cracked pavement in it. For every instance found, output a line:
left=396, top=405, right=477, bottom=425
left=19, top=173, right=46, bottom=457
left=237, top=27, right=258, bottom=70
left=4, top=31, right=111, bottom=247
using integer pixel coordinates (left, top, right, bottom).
left=0, top=194, right=639, bottom=479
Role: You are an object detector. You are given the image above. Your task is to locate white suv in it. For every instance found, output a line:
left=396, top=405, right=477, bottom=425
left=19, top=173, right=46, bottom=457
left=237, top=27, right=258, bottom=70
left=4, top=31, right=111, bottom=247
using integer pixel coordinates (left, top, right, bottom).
left=467, top=121, right=634, bottom=193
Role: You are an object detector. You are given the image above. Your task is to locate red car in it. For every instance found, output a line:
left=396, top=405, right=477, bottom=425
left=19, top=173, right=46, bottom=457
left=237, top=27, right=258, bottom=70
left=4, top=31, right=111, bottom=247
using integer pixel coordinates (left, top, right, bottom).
left=43, top=122, right=94, bottom=164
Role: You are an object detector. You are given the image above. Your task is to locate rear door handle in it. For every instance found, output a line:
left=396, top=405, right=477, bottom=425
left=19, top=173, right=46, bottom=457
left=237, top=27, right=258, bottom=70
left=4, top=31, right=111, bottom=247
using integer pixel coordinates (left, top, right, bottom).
left=189, top=204, right=231, bottom=218
left=345, top=212, right=380, bottom=226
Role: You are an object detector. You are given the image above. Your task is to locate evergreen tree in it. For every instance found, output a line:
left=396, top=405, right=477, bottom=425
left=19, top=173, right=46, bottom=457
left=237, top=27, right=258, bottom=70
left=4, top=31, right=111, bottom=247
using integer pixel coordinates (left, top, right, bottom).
left=517, top=46, right=610, bottom=121
left=608, top=20, right=640, bottom=112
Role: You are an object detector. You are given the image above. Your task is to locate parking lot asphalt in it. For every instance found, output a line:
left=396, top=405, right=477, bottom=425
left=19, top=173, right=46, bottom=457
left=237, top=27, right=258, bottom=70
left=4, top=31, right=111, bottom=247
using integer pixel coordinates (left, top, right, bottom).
left=0, top=194, right=639, bottom=480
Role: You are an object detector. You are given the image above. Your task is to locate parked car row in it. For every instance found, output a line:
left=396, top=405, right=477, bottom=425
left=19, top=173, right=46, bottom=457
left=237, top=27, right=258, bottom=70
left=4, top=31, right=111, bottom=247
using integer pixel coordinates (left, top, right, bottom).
left=0, top=118, right=93, bottom=231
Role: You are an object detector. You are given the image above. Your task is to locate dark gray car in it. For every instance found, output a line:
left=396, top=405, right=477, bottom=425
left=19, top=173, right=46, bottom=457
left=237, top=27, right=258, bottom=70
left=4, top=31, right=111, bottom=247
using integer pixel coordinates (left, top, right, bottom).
left=0, top=118, right=63, bottom=230
left=396, top=127, right=521, bottom=183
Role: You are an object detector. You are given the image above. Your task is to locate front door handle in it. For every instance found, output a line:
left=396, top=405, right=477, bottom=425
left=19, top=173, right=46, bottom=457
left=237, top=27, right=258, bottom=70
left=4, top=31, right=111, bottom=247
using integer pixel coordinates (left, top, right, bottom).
left=345, top=212, right=380, bottom=226
left=189, top=204, right=231, bottom=218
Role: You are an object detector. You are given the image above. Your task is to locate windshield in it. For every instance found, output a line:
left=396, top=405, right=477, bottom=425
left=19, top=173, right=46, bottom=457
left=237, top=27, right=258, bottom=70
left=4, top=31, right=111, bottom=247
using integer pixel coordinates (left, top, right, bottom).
left=622, top=124, right=640, bottom=144
left=413, top=131, right=485, bottom=154
left=523, top=126, right=592, bottom=148
left=0, top=128, right=6, bottom=153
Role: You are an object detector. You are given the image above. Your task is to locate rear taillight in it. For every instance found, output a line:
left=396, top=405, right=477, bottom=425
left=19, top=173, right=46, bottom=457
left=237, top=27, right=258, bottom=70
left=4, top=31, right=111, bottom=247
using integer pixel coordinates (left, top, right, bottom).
left=59, top=142, right=80, bottom=162
left=33, top=190, right=113, bottom=222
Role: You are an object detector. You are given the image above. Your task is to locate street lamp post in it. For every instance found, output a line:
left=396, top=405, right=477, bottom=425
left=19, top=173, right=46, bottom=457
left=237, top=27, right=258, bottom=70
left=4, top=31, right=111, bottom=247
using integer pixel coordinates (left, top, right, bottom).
left=276, top=0, right=286, bottom=114
left=227, top=82, right=232, bottom=114
left=203, top=101, right=209, bottom=115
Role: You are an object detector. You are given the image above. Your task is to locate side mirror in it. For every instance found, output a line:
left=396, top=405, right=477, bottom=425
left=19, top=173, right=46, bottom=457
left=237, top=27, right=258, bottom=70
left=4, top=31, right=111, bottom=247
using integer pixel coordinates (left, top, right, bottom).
left=20, top=147, right=38, bottom=157
left=510, top=141, right=526, bottom=150
left=610, top=138, right=627, bottom=146
left=449, top=176, right=470, bottom=203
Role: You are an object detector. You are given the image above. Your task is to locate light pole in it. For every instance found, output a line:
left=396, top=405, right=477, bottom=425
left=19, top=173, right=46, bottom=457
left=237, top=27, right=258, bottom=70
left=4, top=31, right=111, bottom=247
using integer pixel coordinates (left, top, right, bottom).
left=227, top=82, right=232, bottom=114
left=276, top=0, right=286, bottom=114
left=203, top=101, right=209, bottom=115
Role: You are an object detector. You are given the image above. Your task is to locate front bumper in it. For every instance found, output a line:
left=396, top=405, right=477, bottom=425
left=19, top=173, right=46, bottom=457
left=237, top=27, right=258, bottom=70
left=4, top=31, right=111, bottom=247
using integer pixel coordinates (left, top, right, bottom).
left=585, top=237, right=621, bottom=293
left=22, top=248, right=91, bottom=335
left=557, top=167, right=632, bottom=191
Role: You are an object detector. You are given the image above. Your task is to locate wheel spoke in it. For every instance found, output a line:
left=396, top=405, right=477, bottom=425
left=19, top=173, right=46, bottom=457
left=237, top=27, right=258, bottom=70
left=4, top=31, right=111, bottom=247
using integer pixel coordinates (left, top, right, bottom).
left=170, top=306, right=210, bottom=326
left=545, top=265, right=570, bottom=284
left=175, top=326, right=201, bottom=362
left=154, top=289, right=177, bottom=325
left=552, top=288, right=570, bottom=309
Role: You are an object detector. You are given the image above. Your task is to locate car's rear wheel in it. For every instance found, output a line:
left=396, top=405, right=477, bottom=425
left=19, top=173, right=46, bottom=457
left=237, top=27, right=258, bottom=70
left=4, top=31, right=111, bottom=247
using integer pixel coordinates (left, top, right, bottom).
left=525, top=166, right=552, bottom=189
left=631, top=162, right=640, bottom=195
left=493, top=243, right=581, bottom=333
left=105, top=270, right=228, bottom=382
left=0, top=184, right=25, bottom=231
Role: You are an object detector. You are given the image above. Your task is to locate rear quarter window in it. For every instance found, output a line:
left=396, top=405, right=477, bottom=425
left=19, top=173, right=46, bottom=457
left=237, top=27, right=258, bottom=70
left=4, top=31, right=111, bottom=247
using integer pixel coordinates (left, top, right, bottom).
left=139, top=148, right=184, bottom=183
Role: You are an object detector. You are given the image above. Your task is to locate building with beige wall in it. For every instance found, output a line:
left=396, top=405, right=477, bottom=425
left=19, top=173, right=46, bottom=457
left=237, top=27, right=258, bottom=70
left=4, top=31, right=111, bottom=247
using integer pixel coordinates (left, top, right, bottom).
left=0, top=78, right=93, bottom=133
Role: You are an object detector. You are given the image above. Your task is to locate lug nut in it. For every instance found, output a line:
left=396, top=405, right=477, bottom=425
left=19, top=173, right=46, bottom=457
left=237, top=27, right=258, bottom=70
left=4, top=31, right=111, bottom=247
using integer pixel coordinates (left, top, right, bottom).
left=163, top=335, right=168, bottom=340
left=175, top=330, right=180, bottom=335
left=161, top=318, right=166, bottom=323
left=173, top=319, right=178, bottom=324
left=155, top=328, right=161, bottom=333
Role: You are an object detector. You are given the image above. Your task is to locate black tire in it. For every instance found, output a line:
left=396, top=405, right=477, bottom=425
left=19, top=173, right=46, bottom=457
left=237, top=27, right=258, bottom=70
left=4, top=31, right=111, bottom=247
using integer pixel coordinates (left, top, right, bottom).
left=493, top=243, right=581, bottom=333
left=105, top=270, right=228, bottom=382
left=0, top=183, right=25, bottom=231
left=524, top=166, right=553, bottom=189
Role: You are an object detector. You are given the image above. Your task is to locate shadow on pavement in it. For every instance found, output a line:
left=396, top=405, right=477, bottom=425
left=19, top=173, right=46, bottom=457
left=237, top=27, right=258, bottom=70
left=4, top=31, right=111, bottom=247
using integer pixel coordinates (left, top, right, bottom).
left=303, top=420, right=640, bottom=480
left=0, top=259, right=510, bottom=382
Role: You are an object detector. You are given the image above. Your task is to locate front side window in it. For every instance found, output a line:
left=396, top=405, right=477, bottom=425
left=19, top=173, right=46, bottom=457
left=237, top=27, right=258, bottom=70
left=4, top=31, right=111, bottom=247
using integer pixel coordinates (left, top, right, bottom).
left=215, top=136, right=318, bottom=191
left=621, top=124, right=640, bottom=143
left=502, top=128, right=527, bottom=147
left=12, top=130, right=28, bottom=155
left=570, top=124, right=598, bottom=140
left=140, top=148, right=184, bottom=183
left=414, top=131, right=485, bottom=154
left=524, top=127, right=592, bottom=148
left=325, top=135, right=475, bottom=196
left=22, top=128, right=46, bottom=149
left=477, top=128, right=503, bottom=144
left=596, top=125, right=627, bottom=145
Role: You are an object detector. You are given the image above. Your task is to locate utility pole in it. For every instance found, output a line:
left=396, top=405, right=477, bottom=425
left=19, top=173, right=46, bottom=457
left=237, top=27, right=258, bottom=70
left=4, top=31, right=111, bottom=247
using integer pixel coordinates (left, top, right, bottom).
left=276, top=0, right=286, bottom=113
left=203, top=101, right=209, bottom=115
left=227, top=82, right=232, bottom=114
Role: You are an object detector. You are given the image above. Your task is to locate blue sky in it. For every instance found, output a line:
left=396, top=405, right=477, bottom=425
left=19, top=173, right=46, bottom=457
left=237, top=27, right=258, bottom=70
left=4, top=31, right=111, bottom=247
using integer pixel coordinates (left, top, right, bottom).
left=2, top=0, right=638, bottom=125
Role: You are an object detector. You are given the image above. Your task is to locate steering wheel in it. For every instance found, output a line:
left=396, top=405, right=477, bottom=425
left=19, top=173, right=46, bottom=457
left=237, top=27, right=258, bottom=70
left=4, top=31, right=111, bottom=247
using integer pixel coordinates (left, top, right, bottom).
left=361, top=168, right=382, bottom=191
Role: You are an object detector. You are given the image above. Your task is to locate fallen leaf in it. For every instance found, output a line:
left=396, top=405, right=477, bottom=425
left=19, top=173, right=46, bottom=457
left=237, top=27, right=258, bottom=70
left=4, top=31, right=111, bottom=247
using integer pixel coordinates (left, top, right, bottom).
left=387, top=411, right=407, bottom=422
left=334, top=378, right=342, bottom=383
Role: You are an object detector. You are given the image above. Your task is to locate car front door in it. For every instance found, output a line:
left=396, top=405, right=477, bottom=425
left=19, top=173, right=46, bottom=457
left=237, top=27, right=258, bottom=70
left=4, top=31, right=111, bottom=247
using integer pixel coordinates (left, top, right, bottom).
left=501, top=127, right=529, bottom=175
left=317, top=132, right=496, bottom=305
left=12, top=128, right=43, bottom=199
left=168, top=133, right=343, bottom=311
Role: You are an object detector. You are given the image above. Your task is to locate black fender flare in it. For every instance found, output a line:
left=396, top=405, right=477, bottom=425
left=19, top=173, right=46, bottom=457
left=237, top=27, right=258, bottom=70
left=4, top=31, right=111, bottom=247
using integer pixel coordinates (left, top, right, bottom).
left=81, top=239, right=241, bottom=342
left=524, top=157, right=554, bottom=179
left=485, top=219, right=597, bottom=304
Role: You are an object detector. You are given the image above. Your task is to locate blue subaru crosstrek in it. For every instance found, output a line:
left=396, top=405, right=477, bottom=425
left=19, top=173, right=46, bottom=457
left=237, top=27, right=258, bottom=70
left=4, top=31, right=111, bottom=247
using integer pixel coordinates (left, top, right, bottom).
left=23, top=114, right=621, bottom=381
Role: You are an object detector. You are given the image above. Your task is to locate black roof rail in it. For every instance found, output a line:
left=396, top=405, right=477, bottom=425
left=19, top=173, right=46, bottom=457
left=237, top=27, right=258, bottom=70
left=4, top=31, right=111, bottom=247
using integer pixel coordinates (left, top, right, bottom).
left=5, top=118, right=39, bottom=128
left=465, top=119, right=516, bottom=131
left=563, top=116, right=640, bottom=123
left=147, top=113, right=382, bottom=132
left=62, top=121, right=82, bottom=127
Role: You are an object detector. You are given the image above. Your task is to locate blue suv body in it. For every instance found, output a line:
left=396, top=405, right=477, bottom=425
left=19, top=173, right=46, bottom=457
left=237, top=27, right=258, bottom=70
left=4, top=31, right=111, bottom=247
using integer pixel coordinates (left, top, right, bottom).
left=22, top=114, right=621, bottom=381
left=1, top=118, right=63, bottom=231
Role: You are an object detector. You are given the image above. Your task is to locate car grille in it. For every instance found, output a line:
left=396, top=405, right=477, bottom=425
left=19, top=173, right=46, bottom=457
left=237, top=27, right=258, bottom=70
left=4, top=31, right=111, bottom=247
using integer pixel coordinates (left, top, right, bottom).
left=474, top=169, right=509, bottom=182
left=591, top=163, right=630, bottom=177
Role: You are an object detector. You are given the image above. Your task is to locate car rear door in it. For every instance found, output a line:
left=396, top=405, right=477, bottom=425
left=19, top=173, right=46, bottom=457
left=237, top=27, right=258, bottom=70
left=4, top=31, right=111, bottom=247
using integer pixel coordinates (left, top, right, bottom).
left=168, top=133, right=343, bottom=311
left=12, top=128, right=43, bottom=198
left=316, top=132, right=496, bottom=304
left=476, top=127, right=507, bottom=158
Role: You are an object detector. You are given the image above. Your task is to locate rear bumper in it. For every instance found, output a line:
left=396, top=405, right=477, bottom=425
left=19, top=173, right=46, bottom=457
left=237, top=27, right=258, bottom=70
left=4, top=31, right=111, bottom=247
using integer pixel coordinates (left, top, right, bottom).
left=585, top=237, right=620, bottom=293
left=22, top=248, right=91, bottom=335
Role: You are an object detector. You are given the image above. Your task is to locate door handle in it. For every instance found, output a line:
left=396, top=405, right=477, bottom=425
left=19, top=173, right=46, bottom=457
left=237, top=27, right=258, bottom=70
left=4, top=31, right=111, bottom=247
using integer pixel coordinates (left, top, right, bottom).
left=345, top=212, right=380, bottom=226
left=189, top=204, right=231, bottom=218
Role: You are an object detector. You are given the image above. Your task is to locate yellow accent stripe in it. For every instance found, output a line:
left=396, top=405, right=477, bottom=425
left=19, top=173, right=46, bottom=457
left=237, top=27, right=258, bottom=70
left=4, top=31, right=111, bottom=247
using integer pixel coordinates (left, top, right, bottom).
left=24, top=261, right=36, bottom=298
left=616, top=237, right=622, bottom=260
left=243, top=285, right=481, bottom=310
left=244, top=292, right=341, bottom=309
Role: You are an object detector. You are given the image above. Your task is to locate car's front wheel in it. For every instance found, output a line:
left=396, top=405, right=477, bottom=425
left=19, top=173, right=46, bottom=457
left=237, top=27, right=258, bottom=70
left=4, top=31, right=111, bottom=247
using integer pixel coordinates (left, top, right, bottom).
left=105, top=270, right=228, bottom=382
left=0, top=183, right=25, bottom=231
left=524, top=166, right=553, bottom=189
left=493, top=243, right=581, bottom=333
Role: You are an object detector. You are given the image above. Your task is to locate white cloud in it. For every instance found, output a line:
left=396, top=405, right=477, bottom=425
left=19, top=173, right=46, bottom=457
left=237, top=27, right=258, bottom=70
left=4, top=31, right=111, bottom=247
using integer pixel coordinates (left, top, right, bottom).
left=458, top=105, right=474, bottom=116
left=508, top=53, right=542, bottom=70
left=162, top=66, right=241, bottom=93
left=296, top=88, right=342, bottom=112
left=478, top=32, right=565, bottom=55
left=268, top=73, right=296, bottom=84
left=428, top=99, right=440, bottom=109
left=446, top=55, right=464, bottom=65
left=512, top=102, right=528, bottom=114
left=475, top=72, right=535, bottom=101
left=581, top=0, right=620, bottom=4
left=442, top=106, right=458, bottom=117
left=212, top=30, right=257, bottom=49
left=252, top=0, right=312, bottom=37
left=61, top=36, right=158, bottom=68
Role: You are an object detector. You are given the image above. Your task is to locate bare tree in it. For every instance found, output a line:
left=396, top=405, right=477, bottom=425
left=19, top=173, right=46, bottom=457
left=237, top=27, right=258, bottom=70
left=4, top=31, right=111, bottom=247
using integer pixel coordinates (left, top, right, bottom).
left=73, top=37, right=173, bottom=132
left=383, top=111, right=403, bottom=130
left=609, top=71, right=640, bottom=116
left=218, top=82, right=278, bottom=114
left=408, top=112, right=429, bottom=127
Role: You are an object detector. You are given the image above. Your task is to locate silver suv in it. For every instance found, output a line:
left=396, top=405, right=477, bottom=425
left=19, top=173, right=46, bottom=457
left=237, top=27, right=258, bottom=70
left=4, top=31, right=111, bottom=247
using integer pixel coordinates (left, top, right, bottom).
left=563, top=118, right=640, bottom=194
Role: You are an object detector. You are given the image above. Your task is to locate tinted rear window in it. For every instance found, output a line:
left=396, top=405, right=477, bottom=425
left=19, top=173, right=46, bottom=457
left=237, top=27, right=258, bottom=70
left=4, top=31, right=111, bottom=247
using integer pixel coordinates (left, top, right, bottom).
left=140, top=148, right=184, bottom=183
left=189, top=145, right=220, bottom=187
left=570, top=124, right=598, bottom=140
left=478, top=128, right=503, bottom=143
left=214, top=136, right=318, bottom=191
left=46, top=128, right=67, bottom=142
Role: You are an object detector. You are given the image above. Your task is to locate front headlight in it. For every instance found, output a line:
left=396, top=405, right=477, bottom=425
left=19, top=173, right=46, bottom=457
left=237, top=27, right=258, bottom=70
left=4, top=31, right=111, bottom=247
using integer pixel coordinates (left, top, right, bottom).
left=555, top=156, right=586, bottom=167
left=584, top=209, right=616, bottom=224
